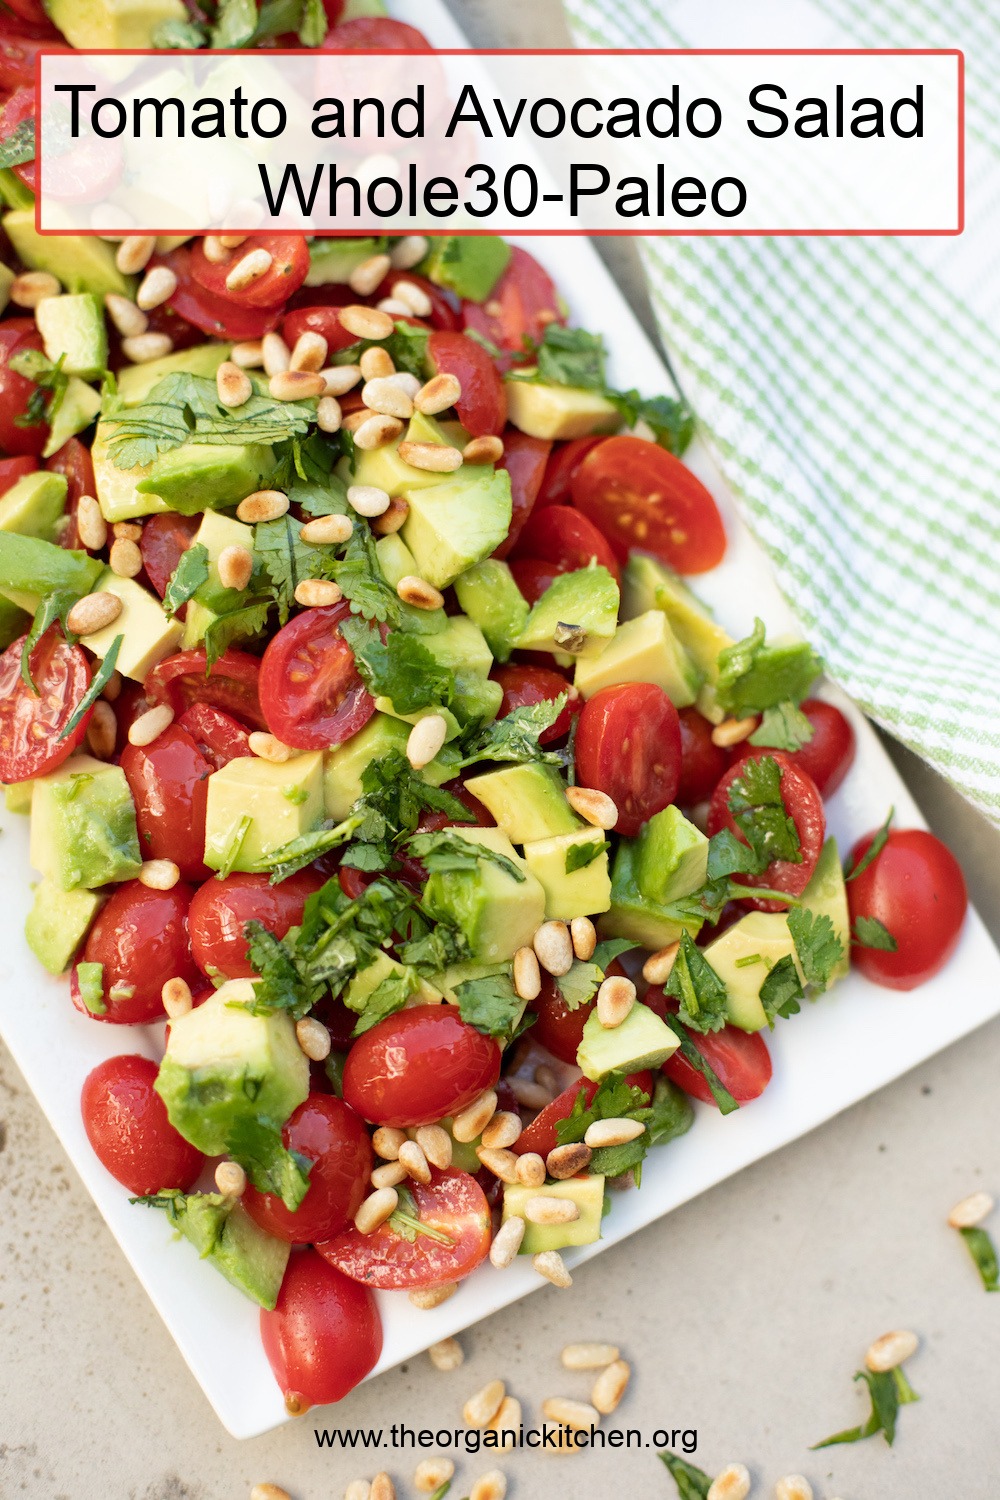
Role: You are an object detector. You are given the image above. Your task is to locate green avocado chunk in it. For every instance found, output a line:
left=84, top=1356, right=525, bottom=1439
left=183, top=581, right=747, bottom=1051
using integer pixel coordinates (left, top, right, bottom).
left=522, top=827, right=612, bottom=922
left=516, top=564, right=620, bottom=660
left=0, top=531, right=101, bottom=612
left=419, top=235, right=512, bottom=302
left=599, top=838, right=703, bottom=951
left=505, top=373, right=620, bottom=441
left=25, top=878, right=102, bottom=974
left=421, top=826, right=547, bottom=964
left=453, top=558, right=530, bottom=663
left=634, top=805, right=709, bottom=907
left=136, top=442, right=276, bottom=514
left=142, top=1191, right=290, bottom=1311
left=43, top=377, right=103, bottom=461
left=0, top=597, right=29, bottom=650
left=29, top=756, right=141, bottom=892
left=502, top=1175, right=606, bottom=1253
left=0, top=471, right=67, bottom=542
left=577, top=1002, right=679, bottom=1081
left=464, top=762, right=582, bottom=845
left=305, top=238, right=386, bottom=285
left=621, top=554, right=735, bottom=722
left=574, top=609, right=701, bottom=706
left=35, top=293, right=107, bottom=380
left=3, top=211, right=134, bottom=298
left=401, top=465, right=512, bottom=589
left=45, top=0, right=187, bottom=48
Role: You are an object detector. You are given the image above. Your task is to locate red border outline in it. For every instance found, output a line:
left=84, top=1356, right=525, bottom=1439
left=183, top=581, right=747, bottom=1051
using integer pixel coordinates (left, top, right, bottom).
left=34, top=48, right=965, bottom=237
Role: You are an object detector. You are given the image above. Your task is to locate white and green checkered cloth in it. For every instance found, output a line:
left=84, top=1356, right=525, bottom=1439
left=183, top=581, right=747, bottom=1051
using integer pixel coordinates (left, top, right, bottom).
left=565, top=0, right=1000, bottom=827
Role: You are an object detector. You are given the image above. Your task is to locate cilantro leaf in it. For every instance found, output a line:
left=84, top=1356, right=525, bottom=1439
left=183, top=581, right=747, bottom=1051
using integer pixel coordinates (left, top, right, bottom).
left=0, top=116, right=35, bottom=170
left=343, top=749, right=471, bottom=873
left=350, top=964, right=419, bottom=1035
left=534, top=324, right=607, bottom=389
left=716, top=617, right=821, bottom=717
left=254, top=814, right=364, bottom=882
left=749, top=700, right=815, bottom=751
left=706, top=827, right=761, bottom=880
left=59, top=635, right=122, bottom=741
left=241, top=920, right=318, bottom=1020
left=555, top=1072, right=651, bottom=1148
left=342, top=619, right=455, bottom=715
left=846, top=807, right=894, bottom=882
left=329, top=322, right=430, bottom=382
left=10, top=349, right=71, bottom=430
left=152, top=16, right=207, bottom=45
left=788, top=906, right=845, bottom=990
left=726, top=754, right=801, bottom=871
left=609, top=391, right=695, bottom=455
left=225, top=1113, right=311, bottom=1211
left=203, top=601, right=270, bottom=669
left=21, top=590, right=79, bottom=693
left=387, top=1184, right=455, bottom=1246
left=758, top=954, right=803, bottom=1026
left=958, top=1226, right=1000, bottom=1292
left=554, top=959, right=603, bottom=1011
left=331, top=522, right=402, bottom=625
left=103, top=373, right=314, bottom=470
left=455, top=972, right=523, bottom=1038
left=162, top=543, right=210, bottom=618
left=565, top=836, right=608, bottom=873
left=853, top=916, right=898, bottom=951
left=813, top=1366, right=918, bottom=1450
left=663, top=930, right=728, bottom=1034
left=255, top=513, right=331, bottom=624
left=662, top=1014, right=740, bottom=1114
left=658, top=1450, right=713, bottom=1500
left=591, top=938, right=635, bottom=970
left=645, top=1076, right=695, bottom=1147
left=453, top=695, right=568, bottom=769
left=406, top=828, right=525, bottom=883
left=294, top=474, right=350, bottom=517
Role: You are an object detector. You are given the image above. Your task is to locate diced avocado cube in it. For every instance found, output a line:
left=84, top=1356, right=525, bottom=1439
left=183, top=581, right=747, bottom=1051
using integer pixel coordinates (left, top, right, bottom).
left=401, top=465, right=512, bottom=590
left=574, top=610, right=701, bottom=706
left=453, top=559, right=530, bottom=664
left=0, top=471, right=67, bottom=541
left=502, top=1174, right=606, bottom=1253
left=91, top=424, right=170, bottom=524
left=25, top=878, right=103, bottom=974
left=46, top=0, right=187, bottom=47
left=422, top=616, right=493, bottom=678
left=702, top=911, right=796, bottom=1033
left=4, top=778, right=33, bottom=814
left=155, top=1191, right=290, bottom=1310
left=505, top=373, right=620, bottom=441
left=599, top=838, right=703, bottom=951
left=191, top=509, right=255, bottom=613
left=577, top=1002, right=679, bottom=1081
left=522, top=828, right=612, bottom=921
left=136, top=442, right=275, bottom=515
left=204, top=752, right=324, bottom=873
left=623, top=556, right=734, bottom=723
left=35, top=293, right=107, bottom=380
left=29, top=755, right=141, bottom=892
left=155, top=981, right=309, bottom=1156
left=84, top=570, right=183, bottom=681
left=422, top=826, right=546, bottom=965
left=181, top=597, right=220, bottom=650
left=450, top=676, right=503, bottom=728
left=419, top=235, right=512, bottom=302
left=43, top=377, right=103, bottom=461
left=465, top=763, right=582, bottom=845
left=517, top=565, right=619, bottom=660
left=635, top=805, right=708, bottom=907
left=375, top=532, right=418, bottom=589
left=802, top=837, right=850, bottom=983
left=0, top=260, right=13, bottom=313
left=343, top=951, right=442, bottom=1019
left=429, top=960, right=509, bottom=1004
left=339, top=413, right=457, bottom=500
left=0, top=532, right=101, bottom=612
left=306, top=238, right=386, bottom=285
left=3, top=211, right=134, bottom=298
left=0, top=172, right=33, bottom=214
left=116, top=343, right=231, bottom=405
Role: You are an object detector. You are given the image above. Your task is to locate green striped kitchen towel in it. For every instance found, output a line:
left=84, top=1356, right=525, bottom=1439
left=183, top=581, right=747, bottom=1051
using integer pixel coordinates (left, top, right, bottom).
left=564, top=0, right=1000, bottom=827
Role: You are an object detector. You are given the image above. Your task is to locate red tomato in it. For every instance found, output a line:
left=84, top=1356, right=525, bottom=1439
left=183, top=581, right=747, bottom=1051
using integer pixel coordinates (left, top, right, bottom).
left=372, top=269, right=460, bottom=332
left=0, top=33, right=46, bottom=92
left=0, top=454, right=36, bottom=493
left=492, top=431, right=551, bottom=559
left=160, top=248, right=282, bottom=341
left=575, top=682, right=682, bottom=838
left=462, top=246, right=562, bottom=361
left=338, top=864, right=373, bottom=902
left=528, top=976, right=595, bottom=1066
left=342, top=1006, right=501, bottom=1128
left=176, top=702, right=252, bottom=768
left=244, top=1094, right=372, bottom=1245
left=571, top=436, right=726, bottom=574
left=0, top=85, right=35, bottom=189
left=139, top=512, right=200, bottom=599
left=0, top=629, right=92, bottom=782
left=259, top=604, right=375, bottom=750
left=508, top=556, right=558, bottom=606
left=189, top=869, right=325, bottom=980
left=514, top=505, right=620, bottom=584
left=260, top=1249, right=382, bottom=1414
left=46, top=437, right=96, bottom=552
left=145, top=648, right=265, bottom=730
left=0, top=319, right=49, bottom=456
left=707, top=753, right=825, bottom=911
left=847, top=827, right=967, bottom=990
left=319, top=1168, right=491, bottom=1289
left=536, top=436, right=607, bottom=509
left=428, top=330, right=506, bottom=437
left=75, top=881, right=198, bottom=1025
left=191, top=234, right=309, bottom=310
left=2, top=0, right=54, bottom=30
left=492, top=663, right=580, bottom=745
left=661, top=1018, right=773, bottom=1107
left=80, top=1054, right=205, bottom=1197
left=323, top=16, right=430, bottom=47
left=282, top=304, right=362, bottom=356
left=733, top=699, right=856, bottom=800
left=677, top=705, right=730, bottom=805
left=514, top=1071, right=654, bottom=1159
left=119, top=723, right=213, bottom=882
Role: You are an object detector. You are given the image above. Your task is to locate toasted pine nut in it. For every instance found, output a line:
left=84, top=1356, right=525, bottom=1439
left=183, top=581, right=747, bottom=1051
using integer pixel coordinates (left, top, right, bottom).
left=865, top=1329, right=919, bottom=1373
left=469, top=1472, right=507, bottom=1500
left=476, top=1147, right=519, bottom=1184
left=128, top=704, right=174, bottom=747
left=11, top=269, right=60, bottom=308
left=85, top=700, right=117, bottom=760
left=373, top=1126, right=407, bottom=1160
left=489, top=1215, right=525, bottom=1269
left=596, top=974, right=636, bottom=1028
left=339, top=304, right=394, bottom=341
left=948, top=1190, right=994, bottom=1228
left=66, top=591, right=123, bottom=637
left=355, top=1187, right=398, bottom=1234
left=397, top=575, right=444, bottom=611
left=406, top=713, right=448, bottom=770
left=570, top=916, right=597, bottom=961
left=317, top=396, right=342, bottom=433
left=321, top=363, right=363, bottom=395
left=428, top=1336, right=464, bottom=1371
left=136, top=264, right=177, bottom=310
left=349, top=252, right=392, bottom=297
left=514, top=1152, right=547, bottom=1187
left=561, top=1342, right=620, bottom=1370
left=371, top=1161, right=408, bottom=1189
left=546, top=1142, right=592, bottom=1179
left=711, top=715, right=758, bottom=748
left=591, top=1358, right=630, bottom=1414
left=409, top=1282, right=456, bottom=1310
left=533, top=921, right=574, bottom=977
left=115, top=236, right=156, bottom=274
left=342, top=409, right=372, bottom=435
left=294, top=578, right=343, bottom=608
left=397, top=440, right=463, bottom=473
left=101, top=671, right=122, bottom=703
left=201, top=235, right=229, bottom=264
left=290, top=330, right=328, bottom=373
left=250, top=1485, right=290, bottom=1500
left=387, top=372, right=421, bottom=399
left=301, top=513, right=353, bottom=546
left=512, top=945, right=542, bottom=1001
left=508, top=1077, right=555, bottom=1111
left=541, top=1396, right=599, bottom=1431
left=362, top=376, right=414, bottom=420
left=231, top=339, right=264, bottom=368
left=161, top=975, right=193, bottom=1018
left=216, top=360, right=252, bottom=409
left=217, top=544, right=254, bottom=592
left=463, top=435, right=504, bottom=466
left=414, top=1124, right=452, bottom=1171
left=463, top=1379, right=506, bottom=1428
left=524, top=1195, right=580, bottom=1226
left=226, top=247, right=273, bottom=292
left=122, top=332, right=173, bottom=363
left=390, top=278, right=432, bottom=317
left=104, top=292, right=147, bottom=337
left=584, top=1117, right=645, bottom=1149
left=113, top=522, right=142, bottom=542
left=360, top=345, right=396, bottom=381
left=344, top=1484, right=371, bottom=1500
left=248, top=731, right=296, bottom=763
left=566, top=784, right=618, bottom=830
left=390, top=235, right=429, bottom=270
left=237, top=489, right=289, bottom=523
left=369, top=1474, right=394, bottom=1500
left=77, top=494, right=108, bottom=551
left=372, top=497, right=409, bottom=535
left=377, top=299, right=411, bottom=317
left=219, top=233, right=248, bottom=249
left=481, top=1111, right=522, bottom=1150
left=414, top=371, right=462, bottom=415
left=355, top=413, right=405, bottom=451
left=774, top=1478, right=813, bottom=1500
left=214, top=1160, right=246, bottom=1197
left=261, top=332, right=291, bottom=375
left=270, top=369, right=327, bottom=402
left=488, top=1396, right=522, bottom=1439
left=398, top=1139, right=432, bottom=1185
left=642, top=942, right=680, bottom=986
left=707, top=1464, right=751, bottom=1500
left=414, top=1459, right=455, bottom=1492
left=295, top=1016, right=331, bottom=1061
left=533, top=1250, right=572, bottom=1288
left=452, top=1088, right=497, bottom=1143
left=139, top=859, right=179, bottom=891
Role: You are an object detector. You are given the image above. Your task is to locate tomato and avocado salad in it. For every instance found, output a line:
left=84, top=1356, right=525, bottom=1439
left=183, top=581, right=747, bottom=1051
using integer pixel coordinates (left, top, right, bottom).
left=0, top=5, right=971, bottom=1419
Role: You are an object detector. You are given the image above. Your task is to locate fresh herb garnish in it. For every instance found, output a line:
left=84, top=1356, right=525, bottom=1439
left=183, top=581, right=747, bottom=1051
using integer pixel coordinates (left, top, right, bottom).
left=957, top=1226, right=1000, bottom=1292
left=350, top=963, right=420, bottom=1035
left=406, top=828, right=525, bottom=883
left=387, top=1184, right=455, bottom=1245
left=255, top=513, right=334, bottom=625
left=20, top=590, right=79, bottom=693
left=662, top=1014, right=740, bottom=1114
left=454, top=971, right=523, bottom=1038
left=853, top=916, right=898, bottom=951
left=813, top=1365, right=919, bottom=1449
left=216, top=814, right=253, bottom=880
left=0, top=116, right=35, bottom=170
left=716, top=617, right=821, bottom=718
left=565, top=837, right=608, bottom=874
left=726, top=754, right=801, bottom=871
left=226, top=1112, right=311, bottom=1210
left=449, top=695, right=568, bottom=771
left=342, top=620, right=454, bottom=715
left=162, top=543, right=210, bottom=618
left=103, top=373, right=315, bottom=470
left=331, top=523, right=402, bottom=625
left=758, top=955, right=803, bottom=1026
left=59, top=635, right=122, bottom=741
left=663, top=930, right=728, bottom=1034
left=846, top=808, right=894, bottom=882
left=748, top=700, right=815, bottom=751
left=658, top=1450, right=713, bottom=1500
left=10, top=349, right=71, bottom=430
left=788, top=907, right=845, bottom=990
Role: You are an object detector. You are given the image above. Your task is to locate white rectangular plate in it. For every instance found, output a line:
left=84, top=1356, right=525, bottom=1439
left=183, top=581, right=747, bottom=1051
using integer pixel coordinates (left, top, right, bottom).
left=3, top=0, right=999, bottom=1440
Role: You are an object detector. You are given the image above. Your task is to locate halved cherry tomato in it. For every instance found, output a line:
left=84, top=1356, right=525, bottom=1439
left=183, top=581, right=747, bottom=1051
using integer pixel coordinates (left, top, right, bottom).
left=177, top=702, right=251, bottom=768
left=575, top=682, right=682, bottom=838
left=0, top=629, right=92, bottom=782
left=338, top=864, right=373, bottom=902
left=0, top=454, right=35, bottom=493
left=513, top=504, right=620, bottom=584
left=191, top=234, right=310, bottom=310
left=677, top=705, right=730, bottom=805
left=536, top=436, right=607, bottom=509
left=462, top=246, right=562, bottom=363
left=259, top=603, right=375, bottom=750
left=74, top=881, right=198, bottom=1025
left=139, top=512, right=199, bottom=599
left=847, top=827, right=967, bottom=991
left=260, top=1249, right=382, bottom=1414
left=428, top=330, right=506, bottom=437
left=80, top=1054, right=205, bottom=1197
left=514, top=1071, right=654, bottom=1159
left=492, top=431, right=551, bottom=559
left=244, top=1094, right=373, bottom=1245
left=189, top=868, right=326, bottom=980
left=46, top=437, right=96, bottom=552
left=0, top=319, right=49, bottom=456
left=318, top=1167, right=491, bottom=1289
left=732, top=699, right=856, bottom=800
left=0, top=85, right=35, bottom=189
left=661, top=1017, right=773, bottom=1107
left=282, top=304, right=362, bottom=356
left=323, top=16, right=431, bottom=47
left=571, top=435, right=726, bottom=574
left=119, top=723, right=213, bottom=882
left=707, top=753, right=825, bottom=911
left=145, top=648, right=265, bottom=730
left=508, top=556, right=558, bottom=606
left=160, top=248, right=282, bottom=341
left=492, top=663, right=580, bottom=745
left=342, top=1006, right=501, bottom=1128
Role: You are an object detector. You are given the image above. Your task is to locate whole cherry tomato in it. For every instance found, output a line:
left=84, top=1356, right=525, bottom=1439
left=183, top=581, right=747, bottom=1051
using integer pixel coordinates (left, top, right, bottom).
left=189, top=869, right=326, bottom=980
left=74, top=881, right=198, bottom=1025
left=846, top=827, right=967, bottom=990
left=260, top=1249, right=382, bottom=1414
left=575, top=682, right=682, bottom=837
left=342, top=1006, right=501, bottom=1127
left=119, top=722, right=214, bottom=882
left=80, top=1054, right=205, bottom=1197
left=244, top=1094, right=373, bottom=1244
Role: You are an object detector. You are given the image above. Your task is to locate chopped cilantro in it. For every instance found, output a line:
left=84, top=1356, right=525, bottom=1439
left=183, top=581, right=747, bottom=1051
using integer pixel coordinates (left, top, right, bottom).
left=555, top=1071, right=652, bottom=1179
left=331, top=523, right=402, bottom=625
left=342, top=619, right=455, bottom=715
left=216, top=814, right=253, bottom=880
left=451, top=695, right=568, bottom=770
left=852, top=916, right=898, bottom=951
left=255, top=513, right=336, bottom=624
left=758, top=955, right=803, bottom=1026
left=554, top=959, right=604, bottom=1011
left=662, top=1014, right=740, bottom=1114
left=342, top=749, right=471, bottom=874
left=350, top=964, right=420, bottom=1035
left=21, top=590, right=79, bottom=693
left=813, top=1365, right=919, bottom=1449
left=846, top=807, right=894, bottom=882
left=203, top=602, right=270, bottom=670
left=283, top=783, right=309, bottom=805
left=59, top=635, right=122, bottom=742
left=658, top=1450, right=713, bottom=1499
left=387, top=1184, right=455, bottom=1246
left=748, top=700, right=815, bottom=751
left=405, top=828, right=525, bottom=883
left=788, top=906, right=845, bottom=989
left=10, top=349, right=71, bottom=431
left=241, top=920, right=318, bottom=1020
left=255, top=814, right=364, bottom=883
left=0, top=115, right=35, bottom=170
left=716, top=617, right=821, bottom=717
left=957, top=1226, right=1000, bottom=1292
left=565, top=837, right=608, bottom=874
left=162, top=543, right=210, bottom=618
left=663, top=930, right=728, bottom=1034
left=455, top=972, right=523, bottom=1038
left=103, top=373, right=315, bottom=470
left=726, top=754, right=801, bottom=871
left=225, top=1112, right=312, bottom=1211
left=609, top=390, right=695, bottom=455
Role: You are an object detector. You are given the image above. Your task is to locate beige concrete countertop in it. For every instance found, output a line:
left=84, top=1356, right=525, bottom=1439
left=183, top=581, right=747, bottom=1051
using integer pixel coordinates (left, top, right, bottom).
left=3, top=5, right=999, bottom=1498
